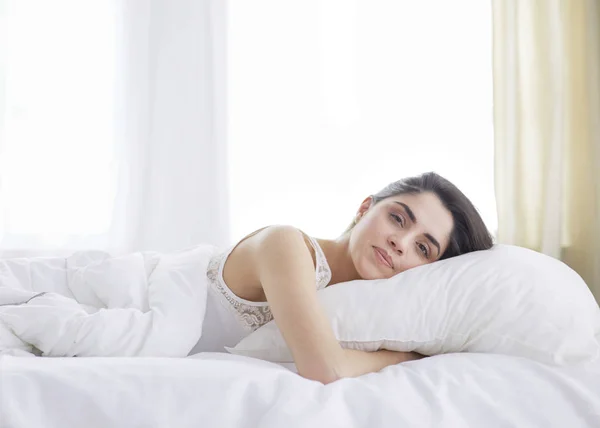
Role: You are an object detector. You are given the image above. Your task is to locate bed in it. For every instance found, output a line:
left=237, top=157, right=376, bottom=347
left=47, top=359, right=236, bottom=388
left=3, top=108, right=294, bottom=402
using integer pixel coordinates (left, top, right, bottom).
left=1, top=246, right=599, bottom=427
left=2, top=351, right=599, bottom=427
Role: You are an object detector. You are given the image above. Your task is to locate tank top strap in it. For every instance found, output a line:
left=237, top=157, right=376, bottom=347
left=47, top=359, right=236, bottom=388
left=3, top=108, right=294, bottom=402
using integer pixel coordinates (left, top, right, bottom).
left=304, top=235, right=332, bottom=289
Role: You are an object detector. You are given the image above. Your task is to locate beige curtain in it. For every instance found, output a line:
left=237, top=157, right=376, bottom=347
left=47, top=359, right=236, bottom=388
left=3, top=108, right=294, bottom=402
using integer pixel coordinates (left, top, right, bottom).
left=492, top=0, right=600, bottom=303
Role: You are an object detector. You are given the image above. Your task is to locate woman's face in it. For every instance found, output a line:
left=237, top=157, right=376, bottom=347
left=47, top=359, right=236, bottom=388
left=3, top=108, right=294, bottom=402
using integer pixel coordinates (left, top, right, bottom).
left=349, top=192, right=454, bottom=279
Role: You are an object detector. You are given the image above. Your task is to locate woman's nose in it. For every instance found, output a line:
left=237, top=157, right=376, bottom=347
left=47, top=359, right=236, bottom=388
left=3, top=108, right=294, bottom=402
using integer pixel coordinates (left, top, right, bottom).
left=388, top=235, right=406, bottom=255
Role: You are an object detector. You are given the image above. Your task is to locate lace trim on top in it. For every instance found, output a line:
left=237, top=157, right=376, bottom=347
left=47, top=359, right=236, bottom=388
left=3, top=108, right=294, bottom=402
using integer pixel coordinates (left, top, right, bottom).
left=206, top=235, right=332, bottom=332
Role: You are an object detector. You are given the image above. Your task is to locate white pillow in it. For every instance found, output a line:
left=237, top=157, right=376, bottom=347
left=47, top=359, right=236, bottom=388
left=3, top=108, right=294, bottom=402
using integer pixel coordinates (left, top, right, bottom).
left=227, top=245, right=600, bottom=365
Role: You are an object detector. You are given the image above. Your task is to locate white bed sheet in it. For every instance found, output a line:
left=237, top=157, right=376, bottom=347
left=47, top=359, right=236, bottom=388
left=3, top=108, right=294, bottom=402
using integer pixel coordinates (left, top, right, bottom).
left=1, top=352, right=599, bottom=428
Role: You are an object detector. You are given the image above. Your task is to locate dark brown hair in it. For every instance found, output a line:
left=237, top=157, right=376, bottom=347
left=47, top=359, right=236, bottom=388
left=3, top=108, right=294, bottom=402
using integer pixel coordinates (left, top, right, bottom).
left=346, top=172, right=494, bottom=259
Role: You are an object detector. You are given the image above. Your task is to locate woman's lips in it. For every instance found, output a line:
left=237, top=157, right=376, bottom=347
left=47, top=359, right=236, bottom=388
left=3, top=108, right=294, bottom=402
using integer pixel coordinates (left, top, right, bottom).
left=373, top=246, right=393, bottom=269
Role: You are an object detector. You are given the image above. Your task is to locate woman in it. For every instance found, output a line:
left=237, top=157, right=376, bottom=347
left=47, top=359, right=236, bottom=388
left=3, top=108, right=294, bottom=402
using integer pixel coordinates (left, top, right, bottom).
left=190, top=172, right=494, bottom=384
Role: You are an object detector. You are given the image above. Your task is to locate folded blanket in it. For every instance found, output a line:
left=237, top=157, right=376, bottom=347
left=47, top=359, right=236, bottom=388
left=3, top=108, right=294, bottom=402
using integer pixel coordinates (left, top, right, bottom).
left=0, top=244, right=218, bottom=357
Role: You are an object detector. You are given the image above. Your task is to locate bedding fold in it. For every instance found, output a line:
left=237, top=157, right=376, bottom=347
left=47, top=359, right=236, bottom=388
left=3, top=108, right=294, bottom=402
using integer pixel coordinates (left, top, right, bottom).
left=0, top=245, right=217, bottom=357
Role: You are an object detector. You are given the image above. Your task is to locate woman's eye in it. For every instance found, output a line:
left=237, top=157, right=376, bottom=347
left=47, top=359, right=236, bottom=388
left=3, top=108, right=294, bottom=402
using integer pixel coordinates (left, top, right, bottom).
left=390, top=213, right=404, bottom=227
left=418, top=243, right=429, bottom=258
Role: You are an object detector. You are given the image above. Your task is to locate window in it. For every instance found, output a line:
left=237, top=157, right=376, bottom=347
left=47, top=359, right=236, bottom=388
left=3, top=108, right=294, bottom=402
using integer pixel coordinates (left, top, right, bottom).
left=0, top=0, right=116, bottom=250
left=227, top=1, right=496, bottom=241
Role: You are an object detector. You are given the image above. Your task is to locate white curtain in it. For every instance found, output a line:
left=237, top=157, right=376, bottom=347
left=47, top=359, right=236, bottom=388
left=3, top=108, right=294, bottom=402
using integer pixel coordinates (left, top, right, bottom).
left=493, top=0, right=600, bottom=301
left=0, top=0, right=228, bottom=257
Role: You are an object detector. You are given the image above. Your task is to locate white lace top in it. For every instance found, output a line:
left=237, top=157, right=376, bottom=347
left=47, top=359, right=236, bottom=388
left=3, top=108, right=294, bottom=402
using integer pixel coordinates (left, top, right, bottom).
left=188, top=233, right=332, bottom=354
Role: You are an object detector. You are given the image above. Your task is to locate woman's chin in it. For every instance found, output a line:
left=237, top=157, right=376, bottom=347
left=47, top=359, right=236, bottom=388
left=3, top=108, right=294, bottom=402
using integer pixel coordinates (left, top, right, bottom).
left=354, top=257, right=390, bottom=280
left=357, top=263, right=387, bottom=280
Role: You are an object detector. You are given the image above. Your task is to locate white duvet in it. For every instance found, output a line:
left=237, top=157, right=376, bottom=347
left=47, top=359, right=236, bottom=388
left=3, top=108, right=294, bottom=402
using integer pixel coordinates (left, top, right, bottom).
left=1, top=352, right=599, bottom=428
left=0, top=246, right=216, bottom=357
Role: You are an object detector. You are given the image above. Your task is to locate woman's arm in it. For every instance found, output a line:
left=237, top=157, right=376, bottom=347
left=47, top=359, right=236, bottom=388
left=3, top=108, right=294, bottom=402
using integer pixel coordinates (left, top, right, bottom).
left=249, top=225, right=422, bottom=384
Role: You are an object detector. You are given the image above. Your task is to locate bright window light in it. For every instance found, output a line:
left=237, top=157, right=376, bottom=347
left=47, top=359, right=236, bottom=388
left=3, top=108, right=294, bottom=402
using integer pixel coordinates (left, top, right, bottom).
left=227, top=1, right=496, bottom=242
left=0, top=0, right=116, bottom=248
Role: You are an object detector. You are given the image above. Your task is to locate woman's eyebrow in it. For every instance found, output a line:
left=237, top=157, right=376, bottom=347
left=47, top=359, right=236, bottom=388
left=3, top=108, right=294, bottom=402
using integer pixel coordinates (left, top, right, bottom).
left=424, top=233, right=441, bottom=256
left=394, top=202, right=417, bottom=223
left=394, top=201, right=441, bottom=256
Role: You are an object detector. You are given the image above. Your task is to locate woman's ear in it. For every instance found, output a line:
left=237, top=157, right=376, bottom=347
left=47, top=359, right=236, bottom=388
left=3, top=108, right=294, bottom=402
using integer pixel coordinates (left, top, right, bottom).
left=356, top=196, right=374, bottom=220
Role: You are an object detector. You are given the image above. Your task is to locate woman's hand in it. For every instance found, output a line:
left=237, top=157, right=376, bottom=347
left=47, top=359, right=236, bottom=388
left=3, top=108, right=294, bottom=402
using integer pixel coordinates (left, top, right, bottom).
left=336, top=349, right=425, bottom=380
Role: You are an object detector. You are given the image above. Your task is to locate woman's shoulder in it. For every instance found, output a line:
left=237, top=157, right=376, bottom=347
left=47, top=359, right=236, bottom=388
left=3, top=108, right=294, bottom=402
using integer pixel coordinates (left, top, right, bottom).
left=232, top=224, right=315, bottom=258
left=226, top=225, right=321, bottom=273
left=221, top=225, right=320, bottom=301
